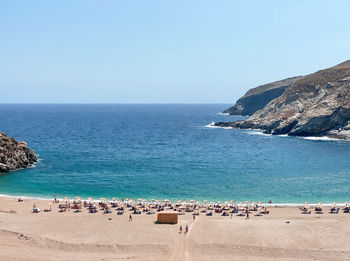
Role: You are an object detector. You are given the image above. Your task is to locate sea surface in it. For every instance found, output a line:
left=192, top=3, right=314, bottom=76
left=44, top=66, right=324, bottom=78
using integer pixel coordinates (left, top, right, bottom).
left=1, top=104, right=350, bottom=203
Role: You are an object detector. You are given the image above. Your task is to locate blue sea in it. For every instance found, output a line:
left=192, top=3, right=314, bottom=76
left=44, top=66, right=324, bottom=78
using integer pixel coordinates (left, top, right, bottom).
left=1, top=104, right=350, bottom=203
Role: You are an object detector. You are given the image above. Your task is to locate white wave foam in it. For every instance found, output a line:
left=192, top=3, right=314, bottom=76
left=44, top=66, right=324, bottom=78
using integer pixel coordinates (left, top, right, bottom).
left=204, top=122, right=233, bottom=129
left=216, top=112, right=230, bottom=116
left=247, top=130, right=271, bottom=136
left=302, top=136, right=339, bottom=141
left=0, top=193, right=53, bottom=201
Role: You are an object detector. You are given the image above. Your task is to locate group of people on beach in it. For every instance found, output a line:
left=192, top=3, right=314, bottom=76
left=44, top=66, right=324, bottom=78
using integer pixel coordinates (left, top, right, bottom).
left=179, top=225, right=189, bottom=234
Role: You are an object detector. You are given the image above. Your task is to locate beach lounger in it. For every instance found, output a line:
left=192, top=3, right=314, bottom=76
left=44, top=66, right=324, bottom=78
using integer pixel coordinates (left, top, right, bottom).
left=32, top=208, right=40, bottom=213
left=104, top=208, right=112, bottom=214
left=89, top=208, right=97, bottom=213
left=329, top=208, right=340, bottom=214
left=301, top=210, right=311, bottom=214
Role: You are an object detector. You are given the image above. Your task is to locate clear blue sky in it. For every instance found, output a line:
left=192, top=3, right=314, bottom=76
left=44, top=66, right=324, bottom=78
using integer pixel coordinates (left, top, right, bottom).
left=1, top=1, right=350, bottom=103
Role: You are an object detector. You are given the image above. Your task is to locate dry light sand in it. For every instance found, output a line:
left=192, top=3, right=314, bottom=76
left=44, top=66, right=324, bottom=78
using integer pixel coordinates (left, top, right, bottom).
left=0, top=197, right=350, bottom=260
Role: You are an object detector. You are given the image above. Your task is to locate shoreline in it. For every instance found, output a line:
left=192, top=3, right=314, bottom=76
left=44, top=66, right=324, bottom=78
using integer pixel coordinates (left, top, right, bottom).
left=208, top=122, right=350, bottom=141
left=1, top=194, right=348, bottom=207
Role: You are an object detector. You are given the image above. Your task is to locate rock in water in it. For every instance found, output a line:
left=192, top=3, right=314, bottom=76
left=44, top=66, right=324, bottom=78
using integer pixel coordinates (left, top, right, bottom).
left=0, top=132, right=37, bottom=173
left=216, top=60, right=350, bottom=139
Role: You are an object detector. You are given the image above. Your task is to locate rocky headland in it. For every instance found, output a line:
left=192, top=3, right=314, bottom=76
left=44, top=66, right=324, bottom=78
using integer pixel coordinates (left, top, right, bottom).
left=0, top=132, right=37, bottom=173
left=223, top=76, right=303, bottom=116
left=215, top=60, right=350, bottom=140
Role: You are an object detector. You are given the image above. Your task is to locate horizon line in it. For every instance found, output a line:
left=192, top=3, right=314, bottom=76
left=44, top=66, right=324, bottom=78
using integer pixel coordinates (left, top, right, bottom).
left=0, top=102, right=233, bottom=105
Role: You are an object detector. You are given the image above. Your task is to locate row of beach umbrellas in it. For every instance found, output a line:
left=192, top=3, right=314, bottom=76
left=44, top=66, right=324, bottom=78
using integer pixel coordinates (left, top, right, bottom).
left=54, top=196, right=350, bottom=208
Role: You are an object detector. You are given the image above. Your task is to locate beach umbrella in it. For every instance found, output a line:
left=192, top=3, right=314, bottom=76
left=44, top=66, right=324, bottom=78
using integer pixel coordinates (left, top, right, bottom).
left=88, top=197, right=93, bottom=202
left=332, top=202, right=337, bottom=207
left=64, top=197, right=69, bottom=202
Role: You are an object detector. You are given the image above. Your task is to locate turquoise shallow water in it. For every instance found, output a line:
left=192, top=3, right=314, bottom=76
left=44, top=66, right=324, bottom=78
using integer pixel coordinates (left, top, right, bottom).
left=1, top=104, right=350, bottom=203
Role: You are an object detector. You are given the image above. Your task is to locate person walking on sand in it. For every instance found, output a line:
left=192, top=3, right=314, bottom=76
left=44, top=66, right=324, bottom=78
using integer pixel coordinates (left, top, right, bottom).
left=230, top=213, right=233, bottom=219
left=185, top=225, right=189, bottom=234
left=129, top=214, right=132, bottom=222
left=246, top=209, right=249, bottom=220
left=179, top=225, right=183, bottom=234
left=193, top=215, right=196, bottom=221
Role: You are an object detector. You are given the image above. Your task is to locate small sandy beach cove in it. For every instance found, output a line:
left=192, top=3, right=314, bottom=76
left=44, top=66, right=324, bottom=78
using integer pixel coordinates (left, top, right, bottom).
left=1, top=196, right=350, bottom=260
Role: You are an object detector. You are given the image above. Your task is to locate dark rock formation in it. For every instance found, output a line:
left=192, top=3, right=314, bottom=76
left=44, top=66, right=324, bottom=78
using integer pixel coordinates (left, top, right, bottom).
left=215, top=60, right=350, bottom=139
left=223, top=76, right=303, bottom=116
left=0, top=132, right=37, bottom=173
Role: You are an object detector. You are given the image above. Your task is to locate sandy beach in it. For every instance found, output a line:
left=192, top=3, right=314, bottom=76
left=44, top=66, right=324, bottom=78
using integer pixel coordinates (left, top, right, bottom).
left=0, top=197, right=350, bottom=260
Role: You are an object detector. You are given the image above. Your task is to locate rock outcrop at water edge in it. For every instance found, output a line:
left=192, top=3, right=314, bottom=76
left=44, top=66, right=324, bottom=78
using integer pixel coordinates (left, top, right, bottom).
left=0, top=132, right=37, bottom=173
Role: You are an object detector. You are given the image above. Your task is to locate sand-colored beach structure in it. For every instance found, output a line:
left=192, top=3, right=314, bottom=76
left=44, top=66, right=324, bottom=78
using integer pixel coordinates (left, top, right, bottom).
left=1, top=197, right=350, bottom=260
left=157, top=212, right=178, bottom=224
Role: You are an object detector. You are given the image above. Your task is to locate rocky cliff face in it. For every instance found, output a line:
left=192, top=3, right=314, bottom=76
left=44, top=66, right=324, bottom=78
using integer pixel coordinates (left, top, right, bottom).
left=0, top=132, right=37, bottom=173
left=215, top=60, right=350, bottom=139
left=223, top=76, right=303, bottom=116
